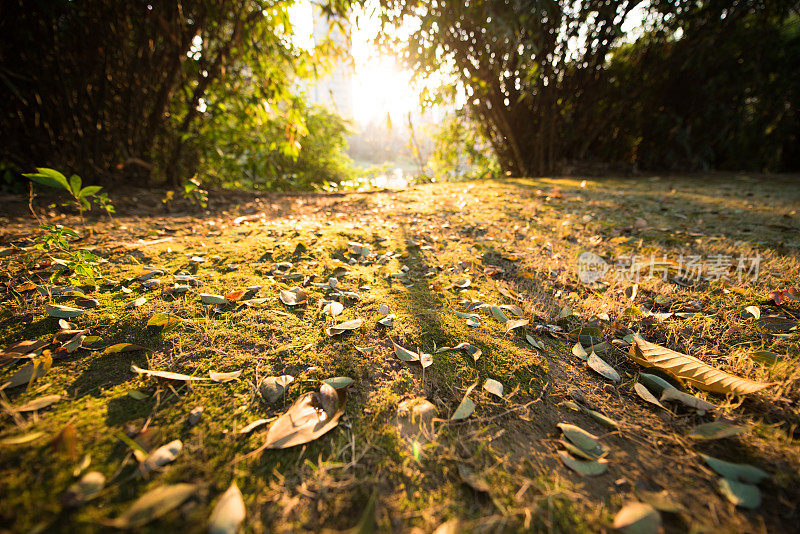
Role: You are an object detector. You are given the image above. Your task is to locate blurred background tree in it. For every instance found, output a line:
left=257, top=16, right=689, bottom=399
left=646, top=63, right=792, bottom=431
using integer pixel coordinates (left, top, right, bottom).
left=0, top=0, right=353, bottom=189
left=379, top=0, right=800, bottom=176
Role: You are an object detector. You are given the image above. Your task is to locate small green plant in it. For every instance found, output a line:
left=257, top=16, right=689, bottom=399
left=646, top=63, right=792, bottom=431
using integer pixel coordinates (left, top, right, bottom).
left=183, top=177, right=208, bottom=209
left=23, top=167, right=113, bottom=217
left=33, top=224, right=102, bottom=282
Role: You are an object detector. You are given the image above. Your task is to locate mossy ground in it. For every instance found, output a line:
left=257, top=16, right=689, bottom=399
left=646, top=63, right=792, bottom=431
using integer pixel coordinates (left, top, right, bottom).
left=1, top=174, right=799, bottom=532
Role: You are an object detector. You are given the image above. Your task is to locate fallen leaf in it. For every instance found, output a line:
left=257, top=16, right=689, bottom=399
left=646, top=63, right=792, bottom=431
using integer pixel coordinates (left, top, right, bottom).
left=420, top=351, right=433, bottom=368
left=451, top=384, right=477, bottom=420
left=147, top=313, right=183, bottom=332
left=378, top=314, right=396, bottom=327
left=140, top=439, right=182, bottom=475
left=634, top=383, right=666, bottom=410
left=557, top=450, right=608, bottom=476
left=323, top=376, right=354, bottom=389
left=109, top=483, right=197, bottom=528
left=506, top=318, right=529, bottom=332
left=238, top=419, right=270, bottom=434
left=279, top=289, right=307, bottom=306
left=263, top=386, right=344, bottom=449
left=687, top=422, right=748, bottom=440
left=392, top=340, right=420, bottom=362
left=1, top=355, right=52, bottom=389
left=587, top=352, right=620, bottom=383
left=572, top=343, right=588, bottom=360
left=490, top=305, right=509, bottom=323
left=701, top=455, right=769, bottom=484
left=209, top=370, right=242, bottom=382
left=208, top=481, right=246, bottom=534
left=200, top=293, right=228, bottom=305
left=744, top=306, right=760, bottom=320
left=557, top=423, right=607, bottom=458
left=61, top=471, right=106, bottom=507
left=15, top=394, right=61, bottom=412
left=46, top=304, right=83, bottom=319
left=131, top=364, right=210, bottom=382
left=259, top=375, right=294, bottom=403
left=483, top=378, right=503, bottom=398
left=323, top=301, right=344, bottom=317
left=630, top=338, right=774, bottom=395
left=660, top=387, right=715, bottom=411
left=0, top=431, right=46, bottom=445
left=126, top=297, right=147, bottom=309
left=613, top=502, right=661, bottom=534
left=102, top=343, right=148, bottom=355
left=718, top=478, right=761, bottom=509
left=638, top=373, right=675, bottom=395
left=326, top=318, right=363, bottom=336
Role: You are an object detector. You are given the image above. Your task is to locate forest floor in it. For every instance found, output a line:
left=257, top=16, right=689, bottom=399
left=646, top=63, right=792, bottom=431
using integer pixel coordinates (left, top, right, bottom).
left=1, top=174, right=800, bottom=533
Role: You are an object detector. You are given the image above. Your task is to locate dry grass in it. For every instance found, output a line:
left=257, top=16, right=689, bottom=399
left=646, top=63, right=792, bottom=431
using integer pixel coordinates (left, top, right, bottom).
left=0, top=173, right=799, bottom=532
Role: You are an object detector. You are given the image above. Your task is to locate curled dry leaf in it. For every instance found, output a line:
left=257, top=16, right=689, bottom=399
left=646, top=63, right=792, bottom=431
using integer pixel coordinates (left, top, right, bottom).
left=279, top=289, right=307, bottom=306
left=259, top=375, right=294, bottom=403
left=630, top=338, right=774, bottom=395
left=263, top=386, right=344, bottom=449
left=323, top=301, right=344, bottom=318
left=109, top=483, right=197, bottom=528
left=208, top=481, right=246, bottom=534
left=613, top=502, right=661, bottom=534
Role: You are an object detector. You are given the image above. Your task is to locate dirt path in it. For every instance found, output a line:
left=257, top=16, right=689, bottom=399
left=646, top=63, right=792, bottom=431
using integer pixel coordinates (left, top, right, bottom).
left=1, top=175, right=799, bottom=532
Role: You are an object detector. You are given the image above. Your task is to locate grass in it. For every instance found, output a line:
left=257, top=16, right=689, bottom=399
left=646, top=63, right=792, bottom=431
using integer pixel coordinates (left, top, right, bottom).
left=1, top=173, right=799, bottom=532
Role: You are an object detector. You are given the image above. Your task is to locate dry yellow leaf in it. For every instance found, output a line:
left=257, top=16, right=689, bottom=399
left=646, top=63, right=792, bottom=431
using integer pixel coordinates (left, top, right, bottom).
left=629, top=338, right=773, bottom=395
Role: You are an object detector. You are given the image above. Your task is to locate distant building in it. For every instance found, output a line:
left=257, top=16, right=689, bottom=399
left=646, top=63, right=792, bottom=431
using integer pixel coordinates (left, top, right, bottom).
left=311, top=8, right=353, bottom=119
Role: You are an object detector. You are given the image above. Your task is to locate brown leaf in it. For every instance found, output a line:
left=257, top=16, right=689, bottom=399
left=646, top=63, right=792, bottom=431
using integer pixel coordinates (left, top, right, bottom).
left=629, top=338, right=774, bottom=395
left=263, top=387, right=344, bottom=449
